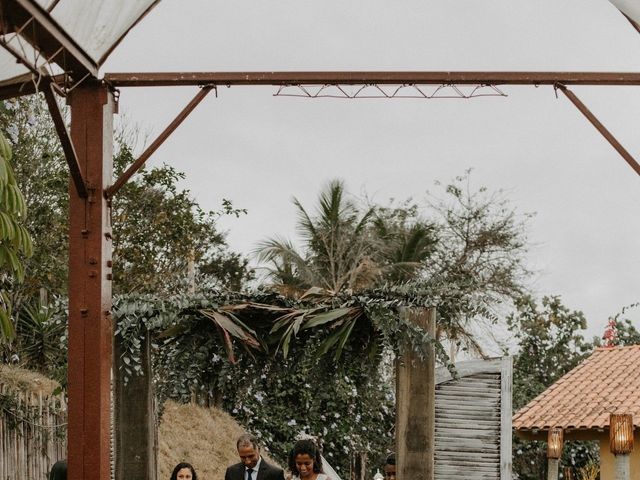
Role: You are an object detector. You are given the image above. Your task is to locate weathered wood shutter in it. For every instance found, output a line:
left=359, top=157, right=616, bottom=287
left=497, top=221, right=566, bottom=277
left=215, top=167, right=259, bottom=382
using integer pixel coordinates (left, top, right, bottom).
left=434, top=357, right=512, bottom=480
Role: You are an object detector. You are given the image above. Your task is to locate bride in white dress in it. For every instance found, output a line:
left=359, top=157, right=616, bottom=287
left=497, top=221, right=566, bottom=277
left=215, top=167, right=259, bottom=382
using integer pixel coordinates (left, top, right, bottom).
left=288, top=439, right=341, bottom=480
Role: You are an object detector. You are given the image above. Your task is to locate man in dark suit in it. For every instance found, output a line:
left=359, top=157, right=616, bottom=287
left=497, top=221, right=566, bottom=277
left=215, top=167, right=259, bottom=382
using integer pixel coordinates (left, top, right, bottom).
left=225, top=434, right=285, bottom=480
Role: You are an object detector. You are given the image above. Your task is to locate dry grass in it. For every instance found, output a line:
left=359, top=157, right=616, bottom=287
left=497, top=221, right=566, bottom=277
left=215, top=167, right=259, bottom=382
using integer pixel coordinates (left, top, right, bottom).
left=0, top=364, right=60, bottom=397
left=158, top=401, right=281, bottom=480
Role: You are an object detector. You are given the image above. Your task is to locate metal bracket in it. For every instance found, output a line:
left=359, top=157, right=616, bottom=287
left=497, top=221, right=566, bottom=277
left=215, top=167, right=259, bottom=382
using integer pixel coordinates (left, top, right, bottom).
left=105, top=85, right=214, bottom=198
left=556, top=83, right=640, bottom=177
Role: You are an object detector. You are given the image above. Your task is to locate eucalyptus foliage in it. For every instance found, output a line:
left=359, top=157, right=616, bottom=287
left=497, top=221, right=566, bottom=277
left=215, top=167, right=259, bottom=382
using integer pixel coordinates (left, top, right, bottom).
left=113, top=286, right=448, bottom=475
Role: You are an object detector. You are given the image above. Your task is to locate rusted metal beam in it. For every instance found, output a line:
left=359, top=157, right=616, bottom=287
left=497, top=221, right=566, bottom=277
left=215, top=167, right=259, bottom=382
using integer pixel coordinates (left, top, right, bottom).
left=622, top=12, right=640, bottom=34
left=104, top=71, right=640, bottom=87
left=68, top=80, right=114, bottom=480
left=43, top=80, right=88, bottom=198
left=106, top=85, right=213, bottom=198
left=556, top=83, right=640, bottom=176
left=0, top=0, right=98, bottom=78
left=0, top=73, right=66, bottom=100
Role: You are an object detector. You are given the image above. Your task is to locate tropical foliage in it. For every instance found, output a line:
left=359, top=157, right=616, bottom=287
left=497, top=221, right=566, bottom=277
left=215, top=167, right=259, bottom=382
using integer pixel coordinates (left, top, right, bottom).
left=256, top=174, right=531, bottom=357
left=0, top=128, right=33, bottom=342
left=256, top=179, right=380, bottom=295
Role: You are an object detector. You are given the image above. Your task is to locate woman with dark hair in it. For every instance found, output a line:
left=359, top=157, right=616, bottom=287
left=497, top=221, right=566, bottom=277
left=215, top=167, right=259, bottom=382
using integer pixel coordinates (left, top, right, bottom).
left=49, top=460, right=67, bottom=480
left=288, top=439, right=328, bottom=480
left=170, top=462, right=198, bottom=480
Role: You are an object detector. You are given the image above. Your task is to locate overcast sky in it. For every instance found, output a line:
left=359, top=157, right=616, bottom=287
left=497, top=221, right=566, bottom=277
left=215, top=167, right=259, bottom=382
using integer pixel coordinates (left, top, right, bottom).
left=102, top=0, right=640, bottom=343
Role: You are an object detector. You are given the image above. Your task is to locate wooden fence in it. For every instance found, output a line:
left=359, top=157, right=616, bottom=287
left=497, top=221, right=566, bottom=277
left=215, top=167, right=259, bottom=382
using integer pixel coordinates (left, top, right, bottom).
left=0, top=384, right=67, bottom=480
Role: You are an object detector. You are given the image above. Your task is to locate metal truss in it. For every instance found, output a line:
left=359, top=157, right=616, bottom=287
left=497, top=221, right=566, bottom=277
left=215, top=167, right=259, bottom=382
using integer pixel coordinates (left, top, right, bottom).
left=273, top=83, right=507, bottom=99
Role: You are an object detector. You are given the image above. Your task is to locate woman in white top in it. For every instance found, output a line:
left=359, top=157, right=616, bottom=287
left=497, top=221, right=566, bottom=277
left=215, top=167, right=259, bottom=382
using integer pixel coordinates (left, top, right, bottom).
left=288, top=439, right=329, bottom=480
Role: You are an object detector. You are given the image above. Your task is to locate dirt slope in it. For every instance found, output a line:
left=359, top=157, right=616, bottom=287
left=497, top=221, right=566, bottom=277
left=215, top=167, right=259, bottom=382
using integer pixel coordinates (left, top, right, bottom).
left=158, top=401, right=280, bottom=480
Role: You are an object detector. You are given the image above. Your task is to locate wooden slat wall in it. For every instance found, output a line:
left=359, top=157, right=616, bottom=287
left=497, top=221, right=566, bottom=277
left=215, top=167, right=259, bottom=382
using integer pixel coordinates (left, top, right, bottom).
left=0, top=384, right=67, bottom=480
left=434, top=358, right=512, bottom=480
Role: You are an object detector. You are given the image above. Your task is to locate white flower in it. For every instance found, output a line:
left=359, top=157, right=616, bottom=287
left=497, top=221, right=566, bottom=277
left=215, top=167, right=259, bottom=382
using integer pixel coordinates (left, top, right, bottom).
left=287, top=419, right=297, bottom=426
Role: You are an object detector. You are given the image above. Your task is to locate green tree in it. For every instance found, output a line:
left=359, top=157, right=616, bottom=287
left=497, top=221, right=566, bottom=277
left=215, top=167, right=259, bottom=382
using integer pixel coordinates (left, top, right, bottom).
left=0, top=99, right=66, bottom=304
left=112, top=144, right=252, bottom=294
left=0, top=96, right=251, bottom=301
left=0, top=96, right=251, bottom=375
left=507, top=295, right=595, bottom=480
left=372, top=199, right=438, bottom=283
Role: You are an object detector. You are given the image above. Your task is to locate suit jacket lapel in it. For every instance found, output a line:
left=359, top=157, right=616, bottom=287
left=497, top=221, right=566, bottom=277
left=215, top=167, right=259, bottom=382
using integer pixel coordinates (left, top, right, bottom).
left=257, top=459, right=269, bottom=480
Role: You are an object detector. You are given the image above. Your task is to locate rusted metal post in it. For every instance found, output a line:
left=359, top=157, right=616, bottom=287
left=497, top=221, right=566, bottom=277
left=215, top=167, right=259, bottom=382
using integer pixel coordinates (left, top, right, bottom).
left=67, top=80, right=114, bottom=480
left=396, top=307, right=436, bottom=480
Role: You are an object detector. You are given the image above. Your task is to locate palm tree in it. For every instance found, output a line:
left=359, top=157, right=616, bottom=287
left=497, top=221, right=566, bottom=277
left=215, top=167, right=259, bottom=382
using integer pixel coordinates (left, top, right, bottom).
left=253, top=180, right=440, bottom=360
left=255, top=179, right=379, bottom=297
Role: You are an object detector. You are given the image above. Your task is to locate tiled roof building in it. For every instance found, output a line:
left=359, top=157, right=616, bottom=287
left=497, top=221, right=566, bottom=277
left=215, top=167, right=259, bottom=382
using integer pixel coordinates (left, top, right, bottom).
left=513, top=344, right=640, bottom=480
left=513, top=345, right=640, bottom=431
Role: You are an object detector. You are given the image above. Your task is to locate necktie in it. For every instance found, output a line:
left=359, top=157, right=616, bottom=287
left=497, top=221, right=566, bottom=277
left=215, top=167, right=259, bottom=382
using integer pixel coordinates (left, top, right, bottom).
left=247, top=468, right=254, bottom=480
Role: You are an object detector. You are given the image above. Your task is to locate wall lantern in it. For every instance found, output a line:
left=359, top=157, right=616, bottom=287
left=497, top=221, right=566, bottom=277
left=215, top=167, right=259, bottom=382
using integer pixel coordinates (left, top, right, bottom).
left=610, top=413, right=634, bottom=480
left=546, top=428, right=564, bottom=480
left=610, top=413, right=634, bottom=455
left=547, top=428, right=564, bottom=459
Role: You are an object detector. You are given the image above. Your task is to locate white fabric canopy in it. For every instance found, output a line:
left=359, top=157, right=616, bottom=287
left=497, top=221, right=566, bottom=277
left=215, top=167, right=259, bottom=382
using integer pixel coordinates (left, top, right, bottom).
left=609, top=0, right=640, bottom=25
left=0, top=0, right=158, bottom=88
left=48, top=0, right=158, bottom=64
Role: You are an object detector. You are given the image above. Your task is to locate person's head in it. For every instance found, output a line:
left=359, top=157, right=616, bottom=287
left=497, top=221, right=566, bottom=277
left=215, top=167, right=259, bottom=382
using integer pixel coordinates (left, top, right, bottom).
left=170, top=462, right=197, bottom=480
left=383, top=453, right=396, bottom=480
left=288, top=439, right=323, bottom=478
left=49, top=460, right=67, bottom=480
left=237, top=434, right=261, bottom=469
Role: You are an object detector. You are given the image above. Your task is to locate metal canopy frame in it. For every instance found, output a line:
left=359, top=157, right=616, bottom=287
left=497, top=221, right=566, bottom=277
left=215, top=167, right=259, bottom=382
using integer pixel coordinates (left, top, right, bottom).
left=3, top=1, right=640, bottom=479
left=104, top=70, right=640, bottom=87
left=0, top=0, right=98, bottom=79
left=102, top=70, right=640, bottom=180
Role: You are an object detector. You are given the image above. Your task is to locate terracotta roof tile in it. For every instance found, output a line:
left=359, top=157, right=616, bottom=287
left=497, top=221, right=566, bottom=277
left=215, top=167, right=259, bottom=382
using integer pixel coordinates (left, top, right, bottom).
left=513, top=345, right=640, bottom=431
